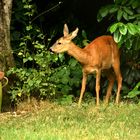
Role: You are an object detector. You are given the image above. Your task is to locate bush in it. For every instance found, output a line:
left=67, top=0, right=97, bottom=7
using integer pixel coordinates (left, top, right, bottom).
left=8, top=0, right=84, bottom=103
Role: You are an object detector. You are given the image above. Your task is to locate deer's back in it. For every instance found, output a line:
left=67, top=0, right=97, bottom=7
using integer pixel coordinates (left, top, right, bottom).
left=83, top=35, right=119, bottom=70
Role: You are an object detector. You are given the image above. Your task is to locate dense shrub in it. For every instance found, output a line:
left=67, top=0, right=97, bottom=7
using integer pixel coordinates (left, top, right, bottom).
left=8, top=0, right=83, bottom=103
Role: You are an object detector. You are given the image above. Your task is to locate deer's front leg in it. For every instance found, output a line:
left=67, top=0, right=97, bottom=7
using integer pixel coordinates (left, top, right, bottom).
left=78, top=72, right=87, bottom=107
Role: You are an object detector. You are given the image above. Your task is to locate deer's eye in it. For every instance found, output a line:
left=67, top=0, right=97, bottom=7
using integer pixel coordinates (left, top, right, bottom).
left=58, top=42, right=61, bottom=45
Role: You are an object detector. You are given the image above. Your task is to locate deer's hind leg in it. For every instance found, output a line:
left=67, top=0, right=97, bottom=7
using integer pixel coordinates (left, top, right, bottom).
left=95, top=70, right=101, bottom=106
left=112, top=59, right=122, bottom=104
left=104, top=69, right=115, bottom=104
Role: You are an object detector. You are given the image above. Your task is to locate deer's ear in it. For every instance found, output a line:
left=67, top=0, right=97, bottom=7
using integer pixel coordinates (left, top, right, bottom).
left=63, top=24, right=69, bottom=37
left=70, top=27, right=79, bottom=40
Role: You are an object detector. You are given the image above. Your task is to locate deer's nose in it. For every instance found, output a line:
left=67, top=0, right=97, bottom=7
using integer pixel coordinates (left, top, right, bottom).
left=50, top=47, right=53, bottom=52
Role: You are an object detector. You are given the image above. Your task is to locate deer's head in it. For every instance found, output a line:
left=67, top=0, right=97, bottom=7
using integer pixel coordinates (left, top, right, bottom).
left=50, top=24, right=79, bottom=53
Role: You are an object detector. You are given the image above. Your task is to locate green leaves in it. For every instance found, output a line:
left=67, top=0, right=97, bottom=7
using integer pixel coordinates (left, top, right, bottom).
left=127, top=23, right=140, bottom=35
left=97, top=5, right=118, bottom=22
left=26, top=25, right=33, bottom=31
left=109, top=23, right=118, bottom=33
left=99, top=7, right=109, bottom=18
left=123, top=7, right=133, bottom=16
left=110, top=22, right=140, bottom=37
left=117, top=9, right=123, bottom=21
left=119, top=24, right=127, bottom=35
left=109, top=23, right=126, bottom=43
left=110, top=22, right=127, bottom=35
left=8, top=0, right=59, bottom=101
left=114, top=30, right=122, bottom=43
left=97, top=0, right=140, bottom=22
left=109, top=22, right=140, bottom=43
left=69, top=58, right=78, bottom=67
left=127, top=82, right=140, bottom=98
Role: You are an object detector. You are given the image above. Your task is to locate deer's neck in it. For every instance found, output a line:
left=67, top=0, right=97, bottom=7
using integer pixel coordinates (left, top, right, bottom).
left=67, top=42, right=89, bottom=65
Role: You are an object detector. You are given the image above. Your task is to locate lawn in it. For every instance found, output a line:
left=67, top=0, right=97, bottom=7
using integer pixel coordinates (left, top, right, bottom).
left=0, top=100, right=140, bottom=140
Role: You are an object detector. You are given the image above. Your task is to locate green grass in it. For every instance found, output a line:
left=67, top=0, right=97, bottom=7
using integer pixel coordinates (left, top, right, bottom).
left=0, top=101, right=140, bottom=140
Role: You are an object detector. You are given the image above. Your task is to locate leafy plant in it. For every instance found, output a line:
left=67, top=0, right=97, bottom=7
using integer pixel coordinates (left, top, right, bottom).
left=8, top=0, right=58, bottom=102
left=127, top=82, right=140, bottom=99
left=9, top=0, right=84, bottom=103
left=97, top=0, right=140, bottom=46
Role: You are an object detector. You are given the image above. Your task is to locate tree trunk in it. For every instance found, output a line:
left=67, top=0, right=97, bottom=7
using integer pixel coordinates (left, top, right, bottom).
left=0, top=0, right=14, bottom=71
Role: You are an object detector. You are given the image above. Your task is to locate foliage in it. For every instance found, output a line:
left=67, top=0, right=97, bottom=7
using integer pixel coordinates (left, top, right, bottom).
left=126, top=82, right=140, bottom=100
left=97, top=0, right=140, bottom=100
left=97, top=0, right=140, bottom=46
left=9, top=0, right=56, bottom=101
left=9, top=0, right=83, bottom=103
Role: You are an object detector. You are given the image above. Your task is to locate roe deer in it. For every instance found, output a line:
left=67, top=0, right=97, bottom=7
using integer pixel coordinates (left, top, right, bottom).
left=50, top=24, right=122, bottom=106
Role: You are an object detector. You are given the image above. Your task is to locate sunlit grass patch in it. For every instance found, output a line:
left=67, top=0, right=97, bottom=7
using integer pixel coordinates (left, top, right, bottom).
left=0, top=101, right=140, bottom=140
